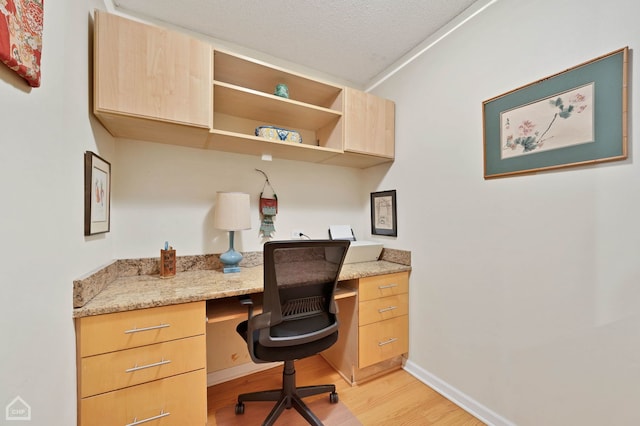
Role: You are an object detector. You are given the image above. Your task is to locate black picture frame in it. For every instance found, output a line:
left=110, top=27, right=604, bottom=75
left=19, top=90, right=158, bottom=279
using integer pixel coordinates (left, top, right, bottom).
left=370, top=190, right=397, bottom=237
left=84, top=151, right=111, bottom=235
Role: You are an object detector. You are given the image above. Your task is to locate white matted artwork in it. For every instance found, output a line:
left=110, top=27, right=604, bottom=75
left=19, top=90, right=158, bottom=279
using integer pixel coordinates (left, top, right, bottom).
left=501, top=83, right=594, bottom=159
left=84, top=151, right=111, bottom=235
left=370, top=190, right=397, bottom=237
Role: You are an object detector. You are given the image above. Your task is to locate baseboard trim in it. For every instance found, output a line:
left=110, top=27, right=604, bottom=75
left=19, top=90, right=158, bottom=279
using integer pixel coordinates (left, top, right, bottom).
left=403, top=360, right=514, bottom=426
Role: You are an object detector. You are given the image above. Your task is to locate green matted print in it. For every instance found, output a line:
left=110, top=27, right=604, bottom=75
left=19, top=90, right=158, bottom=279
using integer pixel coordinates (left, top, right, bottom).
left=483, top=47, right=628, bottom=179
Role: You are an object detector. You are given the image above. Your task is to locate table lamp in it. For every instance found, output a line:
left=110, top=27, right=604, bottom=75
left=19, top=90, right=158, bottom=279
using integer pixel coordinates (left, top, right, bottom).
left=213, top=192, right=251, bottom=273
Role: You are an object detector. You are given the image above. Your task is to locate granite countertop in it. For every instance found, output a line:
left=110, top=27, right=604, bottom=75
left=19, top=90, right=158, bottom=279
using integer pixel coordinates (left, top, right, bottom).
left=73, top=250, right=411, bottom=318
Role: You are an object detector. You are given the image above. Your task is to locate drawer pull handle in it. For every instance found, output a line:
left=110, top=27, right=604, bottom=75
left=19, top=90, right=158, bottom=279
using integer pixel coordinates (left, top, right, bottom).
left=126, top=358, right=171, bottom=373
left=124, top=323, right=170, bottom=334
left=378, top=306, right=398, bottom=313
left=378, top=337, right=398, bottom=346
left=126, top=410, right=170, bottom=426
left=378, top=283, right=398, bottom=289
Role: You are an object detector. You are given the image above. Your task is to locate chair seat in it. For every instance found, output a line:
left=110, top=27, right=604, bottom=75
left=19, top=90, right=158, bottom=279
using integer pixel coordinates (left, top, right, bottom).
left=237, top=319, right=338, bottom=362
left=271, top=311, right=334, bottom=338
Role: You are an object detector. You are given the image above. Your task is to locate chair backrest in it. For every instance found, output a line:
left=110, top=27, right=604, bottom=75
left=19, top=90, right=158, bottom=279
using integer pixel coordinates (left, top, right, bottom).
left=259, top=239, right=350, bottom=347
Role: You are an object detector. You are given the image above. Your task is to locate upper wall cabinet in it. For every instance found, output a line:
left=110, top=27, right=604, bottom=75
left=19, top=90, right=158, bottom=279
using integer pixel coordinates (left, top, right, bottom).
left=345, top=88, right=395, bottom=157
left=323, top=88, right=395, bottom=168
left=93, top=10, right=212, bottom=147
left=92, top=11, right=395, bottom=168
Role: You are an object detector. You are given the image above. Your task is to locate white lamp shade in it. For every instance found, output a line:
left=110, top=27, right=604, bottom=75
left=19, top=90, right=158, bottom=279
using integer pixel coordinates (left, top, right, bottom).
left=213, top=192, right=251, bottom=231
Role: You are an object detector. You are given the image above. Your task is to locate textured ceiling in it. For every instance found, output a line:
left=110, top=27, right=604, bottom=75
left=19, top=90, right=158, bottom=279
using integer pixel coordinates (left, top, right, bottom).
left=112, top=0, right=479, bottom=88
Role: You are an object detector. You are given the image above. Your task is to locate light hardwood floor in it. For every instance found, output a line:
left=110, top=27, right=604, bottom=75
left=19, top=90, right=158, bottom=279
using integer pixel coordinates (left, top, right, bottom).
left=207, top=355, right=485, bottom=425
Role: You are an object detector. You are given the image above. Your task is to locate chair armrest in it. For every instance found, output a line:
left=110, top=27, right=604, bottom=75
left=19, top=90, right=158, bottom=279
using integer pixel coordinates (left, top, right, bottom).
left=249, top=312, right=272, bottom=330
left=239, top=296, right=253, bottom=306
left=239, top=296, right=254, bottom=318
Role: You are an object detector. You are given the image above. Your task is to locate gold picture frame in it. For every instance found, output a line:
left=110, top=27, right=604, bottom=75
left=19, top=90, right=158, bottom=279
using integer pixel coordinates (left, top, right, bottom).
left=483, top=47, right=628, bottom=179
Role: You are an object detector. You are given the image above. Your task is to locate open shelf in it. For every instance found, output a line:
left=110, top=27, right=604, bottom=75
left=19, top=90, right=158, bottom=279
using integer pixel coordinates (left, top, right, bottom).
left=205, top=286, right=357, bottom=325
left=206, top=294, right=263, bottom=324
left=206, top=129, right=342, bottom=163
left=214, top=49, right=343, bottom=111
left=213, top=82, right=342, bottom=130
left=210, top=49, right=345, bottom=160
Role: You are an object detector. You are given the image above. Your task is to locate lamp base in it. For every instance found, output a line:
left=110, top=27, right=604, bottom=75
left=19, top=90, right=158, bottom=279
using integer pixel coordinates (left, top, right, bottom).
left=220, top=234, right=243, bottom=274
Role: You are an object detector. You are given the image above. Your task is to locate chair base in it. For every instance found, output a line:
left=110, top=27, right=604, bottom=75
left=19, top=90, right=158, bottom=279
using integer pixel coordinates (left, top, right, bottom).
left=235, top=359, right=338, bottom=426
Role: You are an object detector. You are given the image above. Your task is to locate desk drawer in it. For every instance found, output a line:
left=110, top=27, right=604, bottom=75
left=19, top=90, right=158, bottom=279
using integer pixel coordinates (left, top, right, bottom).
left=80, top=334, right=206, bottom=398
left=80, top=369, right=207, bottom=426
left=359, top=294, right=408, bottom=326
left=77, top=302, right=205, bottom=357
left=358, top=315, right=408, bottom=368
left=358, top=272, right=408, bottom=302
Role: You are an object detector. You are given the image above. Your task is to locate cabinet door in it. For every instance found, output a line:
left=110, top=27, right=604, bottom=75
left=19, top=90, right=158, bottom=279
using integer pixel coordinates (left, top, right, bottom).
left=344, top=88, right=395, bottom=158
left=359, top=294, right=409, bottom=326
left=358, top=315, right=408, bottom=368
left=80, top=370, right=207, bottom=426
left=94, top=10, right=210, bottom=128
left=76, top=301, right=206, bottom=357
left=79, top=335, right=206, bottom=397
left=358, top=272, right=409, bottom=302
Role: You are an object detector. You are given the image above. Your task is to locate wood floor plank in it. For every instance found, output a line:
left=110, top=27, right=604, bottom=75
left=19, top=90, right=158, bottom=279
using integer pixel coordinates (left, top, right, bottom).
left=207, top=355, right=484, bottom=425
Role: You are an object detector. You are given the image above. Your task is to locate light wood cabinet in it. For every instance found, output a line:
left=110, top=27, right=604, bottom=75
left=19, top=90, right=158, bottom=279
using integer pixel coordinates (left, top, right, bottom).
left=322, top=271, right=409, bottom=385
left=92, top=11, right=395, bottom=168
left=344, top=88, right=395, bottom=157
left=75, top=302, right=207, bottom=425
left=80, top=370, right=206, bottom=426
left=324, top=88, right=395, bottom=168
left=93, top=10, right=212, bottom=148
left=359, top=294, right=409, bottom=326
left=359, top=314, right=409, bottom=368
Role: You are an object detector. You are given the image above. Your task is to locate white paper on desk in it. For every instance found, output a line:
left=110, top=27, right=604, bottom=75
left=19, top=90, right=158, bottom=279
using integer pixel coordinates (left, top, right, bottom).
left=329, top=225, right=355, bottom=241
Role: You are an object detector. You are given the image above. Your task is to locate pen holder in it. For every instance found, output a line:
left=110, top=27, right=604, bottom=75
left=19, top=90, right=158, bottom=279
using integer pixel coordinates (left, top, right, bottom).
left=160, top=249, right=176, bottom=278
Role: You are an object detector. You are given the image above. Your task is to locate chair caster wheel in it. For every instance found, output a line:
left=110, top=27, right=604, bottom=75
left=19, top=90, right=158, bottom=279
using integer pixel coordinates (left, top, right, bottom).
left=234, top=402, right=245, bottom=414
left=329, top=391, right=339, bottom=404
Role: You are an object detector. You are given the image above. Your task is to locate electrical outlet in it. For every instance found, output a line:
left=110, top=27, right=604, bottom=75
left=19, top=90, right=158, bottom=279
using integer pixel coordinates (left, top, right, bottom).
left=291, top=229, right=304, bottom=239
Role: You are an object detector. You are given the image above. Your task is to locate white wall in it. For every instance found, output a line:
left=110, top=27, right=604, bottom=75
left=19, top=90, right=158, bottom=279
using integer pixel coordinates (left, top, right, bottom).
left=0, top=1, right=115, bottom=424
left=368, top=0, right=640, bottom=424
left=112, top=140, right=365, bottom=258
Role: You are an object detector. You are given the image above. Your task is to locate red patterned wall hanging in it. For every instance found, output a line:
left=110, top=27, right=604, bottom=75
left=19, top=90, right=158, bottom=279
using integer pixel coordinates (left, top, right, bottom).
left=0, top=0, right=44, bottom=87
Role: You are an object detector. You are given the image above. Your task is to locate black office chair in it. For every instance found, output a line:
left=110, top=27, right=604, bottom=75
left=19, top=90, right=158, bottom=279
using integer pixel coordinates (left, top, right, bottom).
left=235, top=239, right=350, bottom=426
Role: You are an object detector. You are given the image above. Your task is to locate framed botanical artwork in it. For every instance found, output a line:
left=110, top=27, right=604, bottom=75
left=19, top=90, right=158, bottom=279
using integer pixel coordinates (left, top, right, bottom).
left=84, top=151, right=111, bottom=235
left=371, top=190, right=397, bottom=237
left=483, top=47, right=628, bottom=179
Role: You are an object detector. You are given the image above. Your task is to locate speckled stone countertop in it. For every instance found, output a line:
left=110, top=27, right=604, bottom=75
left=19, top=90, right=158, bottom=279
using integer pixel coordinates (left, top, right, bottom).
left=73, top=248, right=411, bottom=318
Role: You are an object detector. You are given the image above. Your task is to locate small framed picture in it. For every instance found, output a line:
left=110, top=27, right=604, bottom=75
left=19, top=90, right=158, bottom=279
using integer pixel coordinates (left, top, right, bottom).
left=370, top=190, right=397, bottom=237
left=84, top=151, right=111, bottom=235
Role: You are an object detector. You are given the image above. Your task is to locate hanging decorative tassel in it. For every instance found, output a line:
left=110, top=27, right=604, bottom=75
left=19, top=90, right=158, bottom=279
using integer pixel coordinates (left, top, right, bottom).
left=256, top=169, right=278, bottom=238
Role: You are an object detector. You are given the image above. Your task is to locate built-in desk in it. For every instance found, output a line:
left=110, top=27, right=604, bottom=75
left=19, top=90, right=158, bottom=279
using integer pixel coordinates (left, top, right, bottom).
left=73, top=255, right=410, bottom=425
